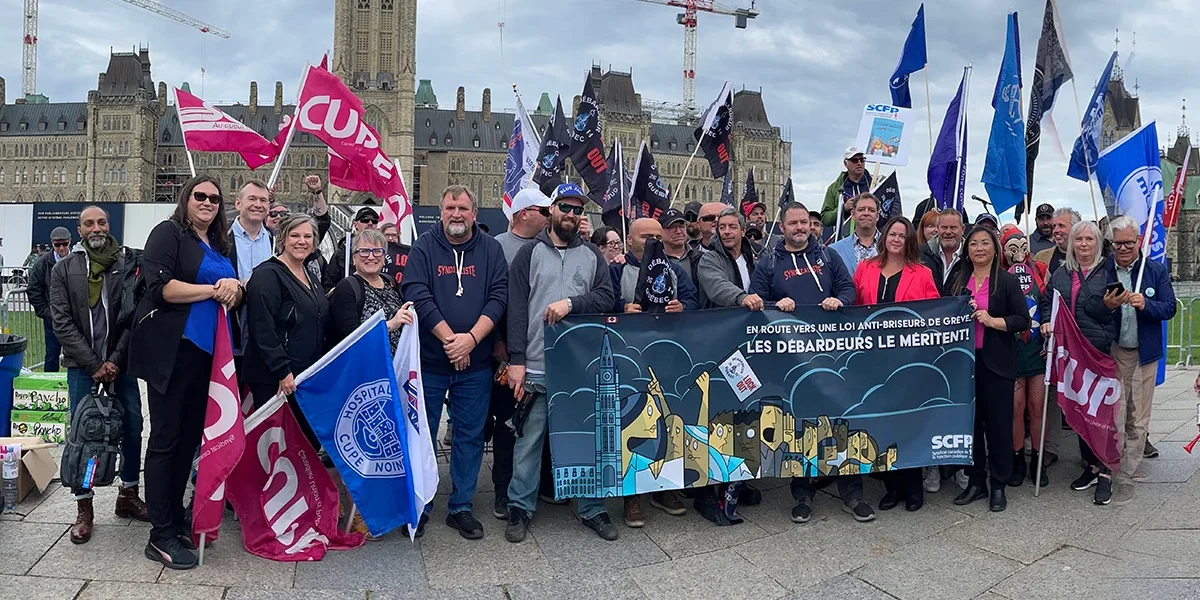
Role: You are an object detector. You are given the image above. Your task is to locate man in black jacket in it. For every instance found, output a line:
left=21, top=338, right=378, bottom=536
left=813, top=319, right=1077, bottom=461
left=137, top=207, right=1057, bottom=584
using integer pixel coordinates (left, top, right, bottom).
left=324, top=206, right=380, bottom=291
left=28, top=226, right=73, bottom=372
left=920, top=210, right=965, bottom=296
left=49, top=206, right=147, bottom=544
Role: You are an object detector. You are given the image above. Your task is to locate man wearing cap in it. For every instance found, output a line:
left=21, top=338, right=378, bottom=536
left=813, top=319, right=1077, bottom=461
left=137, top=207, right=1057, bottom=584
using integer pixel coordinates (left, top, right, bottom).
left=684, top=201, right=703, bottom=251
left=974, top=212, right=1000, bottom=233
left=829, top=192, right=881, bottom=275
left=808, top=211, right=826, bottom=244
left=660, top=208, right=703, bottom=299
left=28, top=226, right=74, bottom=372
left=323, top=206, right=380, bottom=291
left=1030, top=203, right=1056, bottom=255
left=821, top=147, right=874, bottom=240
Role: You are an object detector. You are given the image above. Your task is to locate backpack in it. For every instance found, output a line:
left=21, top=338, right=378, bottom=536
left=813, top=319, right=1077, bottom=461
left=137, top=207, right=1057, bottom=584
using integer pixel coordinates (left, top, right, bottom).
left=60, top=384, right=124, bottom=491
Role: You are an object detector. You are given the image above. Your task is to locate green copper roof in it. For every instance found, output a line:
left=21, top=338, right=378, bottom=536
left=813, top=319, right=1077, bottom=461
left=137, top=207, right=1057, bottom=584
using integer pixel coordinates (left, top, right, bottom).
left=535, top=93, right=552, bottom=115
left=181, top=82, right=191, bottom=93
left=1162, top=157, right=1200, bottom=212
left=415, top=79, right=438, bottom=108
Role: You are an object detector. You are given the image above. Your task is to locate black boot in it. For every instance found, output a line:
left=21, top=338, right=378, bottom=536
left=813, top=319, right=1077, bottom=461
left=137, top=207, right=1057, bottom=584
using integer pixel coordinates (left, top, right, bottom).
left=1007, top=451, right=1027, bottom=487
left=1027, top=451, right=1050, bottom=487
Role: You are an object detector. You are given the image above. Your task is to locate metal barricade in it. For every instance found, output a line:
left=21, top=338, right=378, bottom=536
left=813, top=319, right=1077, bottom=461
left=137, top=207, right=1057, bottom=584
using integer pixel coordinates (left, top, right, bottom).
left=0, top=287, right=46, bottom=370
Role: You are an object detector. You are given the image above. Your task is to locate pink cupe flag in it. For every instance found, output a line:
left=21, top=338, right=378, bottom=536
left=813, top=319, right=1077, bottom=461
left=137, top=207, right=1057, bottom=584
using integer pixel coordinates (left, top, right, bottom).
left=191, top=307, right=246, bottom=546
left=175, top=87, right=277, bottom=170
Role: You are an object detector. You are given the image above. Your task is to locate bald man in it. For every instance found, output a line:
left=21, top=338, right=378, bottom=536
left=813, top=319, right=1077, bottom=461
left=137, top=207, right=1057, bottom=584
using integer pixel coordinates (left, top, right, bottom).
left=695, top=202, right=727, bottom=250
left=609, top=218, right=699, bottom=314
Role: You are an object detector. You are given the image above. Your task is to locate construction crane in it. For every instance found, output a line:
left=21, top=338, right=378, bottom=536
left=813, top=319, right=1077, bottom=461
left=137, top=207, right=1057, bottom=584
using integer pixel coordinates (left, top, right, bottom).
left=629, top=0, right=758, bottom=111
left=18, top=0, right=228, bottom=100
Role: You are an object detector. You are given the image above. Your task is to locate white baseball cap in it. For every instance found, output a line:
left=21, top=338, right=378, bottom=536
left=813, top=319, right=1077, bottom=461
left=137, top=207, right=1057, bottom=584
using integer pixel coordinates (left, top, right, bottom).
left=843, top=146, right=865, bottom=160
left=508, top=188, right=552, bottom=219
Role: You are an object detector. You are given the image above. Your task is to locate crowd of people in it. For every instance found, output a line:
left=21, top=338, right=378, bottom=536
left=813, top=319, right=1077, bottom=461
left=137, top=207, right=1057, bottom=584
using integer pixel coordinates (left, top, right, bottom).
left=23, top=147, right=1178, bottom=569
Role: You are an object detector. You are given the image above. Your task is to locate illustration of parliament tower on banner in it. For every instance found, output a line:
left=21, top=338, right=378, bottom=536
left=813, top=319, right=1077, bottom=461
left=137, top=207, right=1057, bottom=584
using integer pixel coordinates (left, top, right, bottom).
left=595, top=334, right=622, bottom=497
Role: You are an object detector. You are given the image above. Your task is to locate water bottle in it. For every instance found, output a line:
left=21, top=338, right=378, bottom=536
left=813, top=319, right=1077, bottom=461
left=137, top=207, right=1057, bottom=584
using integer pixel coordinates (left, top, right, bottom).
left=2, top=444, right=19, bottom=512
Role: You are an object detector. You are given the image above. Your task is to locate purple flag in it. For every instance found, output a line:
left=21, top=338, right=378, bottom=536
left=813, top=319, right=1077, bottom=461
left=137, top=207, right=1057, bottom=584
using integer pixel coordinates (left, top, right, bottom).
left=928, top=71, right=968, bottom=211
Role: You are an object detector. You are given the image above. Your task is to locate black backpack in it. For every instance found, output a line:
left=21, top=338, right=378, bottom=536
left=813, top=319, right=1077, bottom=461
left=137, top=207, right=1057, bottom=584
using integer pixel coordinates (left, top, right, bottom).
left=60, top=384, right=123, bottom=491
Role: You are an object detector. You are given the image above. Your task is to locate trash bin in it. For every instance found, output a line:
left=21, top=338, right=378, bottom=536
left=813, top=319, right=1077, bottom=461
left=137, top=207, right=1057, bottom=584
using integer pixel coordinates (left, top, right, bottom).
left=0, top=335, right=27, bottom=437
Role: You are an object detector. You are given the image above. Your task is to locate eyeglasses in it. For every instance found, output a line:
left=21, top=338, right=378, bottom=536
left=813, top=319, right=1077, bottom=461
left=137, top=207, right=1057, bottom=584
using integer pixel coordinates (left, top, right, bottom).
left=847, top=157, right=866, bottom=164
left=52, top=241, right=70, bottom=248
left=555, top=202, right=585, bottom=216
left=524, top=206, right=550, bottom=217
left=604, top=240, right=622, bottom=249
left=268, top=210, right=290, bottom=219
left=1111, top=240, right=1138, bottom=249
left=699, top=215, right=717, bottom=223
left=354, top=248, right=386, bottom=258
left=192, top=191, right=222, bottom=204
left=357, top=217, right=379, bottom=225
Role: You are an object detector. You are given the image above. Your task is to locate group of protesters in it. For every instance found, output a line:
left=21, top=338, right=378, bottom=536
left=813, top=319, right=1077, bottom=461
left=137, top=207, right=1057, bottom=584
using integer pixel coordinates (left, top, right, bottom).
left=21, top=141, right=1177, bottom=569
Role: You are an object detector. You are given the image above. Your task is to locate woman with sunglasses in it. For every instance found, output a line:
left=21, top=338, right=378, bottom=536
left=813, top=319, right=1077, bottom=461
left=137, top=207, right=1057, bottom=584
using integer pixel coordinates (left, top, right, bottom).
left=129, top=175, right=241, bottom=570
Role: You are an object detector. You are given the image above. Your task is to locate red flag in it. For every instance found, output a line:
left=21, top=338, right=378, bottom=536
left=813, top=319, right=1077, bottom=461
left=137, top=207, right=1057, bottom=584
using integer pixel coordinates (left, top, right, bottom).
left=175, top=87, right=276, bottom=170
left=192, top=307, right=246, bottom=545
left=1164, top=145, right=1191, bottom=229
left=1047, top=291, right=1122, bottom=471
left=294, top=65, right=412, bottom=225
left=225, top=399, right=364, bottom=561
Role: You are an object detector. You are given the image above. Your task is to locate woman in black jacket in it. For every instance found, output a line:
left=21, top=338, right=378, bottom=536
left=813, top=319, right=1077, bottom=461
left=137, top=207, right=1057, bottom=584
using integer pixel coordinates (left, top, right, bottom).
left=948, top=225, right=1031, bottom=512
left=1038, top=220, right=1122, bottom=505
left=128, top=174, right=241, bottom=570
left=329, top=229, right=412, bottom=352
left=243, top=214, right=329, bottom=448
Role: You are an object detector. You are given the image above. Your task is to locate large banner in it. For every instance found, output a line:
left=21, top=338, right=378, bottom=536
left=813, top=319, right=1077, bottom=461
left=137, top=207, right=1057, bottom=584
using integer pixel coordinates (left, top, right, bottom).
left=546, top=297, right=976, bottom=499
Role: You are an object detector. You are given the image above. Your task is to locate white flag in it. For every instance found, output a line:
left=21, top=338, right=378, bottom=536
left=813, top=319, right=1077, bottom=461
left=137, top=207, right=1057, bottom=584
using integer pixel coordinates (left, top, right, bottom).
left=392, top=314, right=439, bottom=511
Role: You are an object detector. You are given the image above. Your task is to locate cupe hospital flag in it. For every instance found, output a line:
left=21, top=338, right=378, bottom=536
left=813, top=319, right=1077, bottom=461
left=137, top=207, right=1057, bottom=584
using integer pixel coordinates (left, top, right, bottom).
left=291, top=311, right=421, bottom=539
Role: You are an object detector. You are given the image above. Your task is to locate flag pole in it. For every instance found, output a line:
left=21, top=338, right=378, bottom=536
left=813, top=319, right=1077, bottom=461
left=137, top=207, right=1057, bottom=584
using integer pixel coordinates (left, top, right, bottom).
left=1035, top=332, right=1053, bottom=497
left=924, top=69, right=935, bottom=151
left=1134, top=190, right=1157, bottom=292
left=1068, top=78, right=1102, bottom=222
left=618, top=141, right=629, bottom=253
left=669, top=142, right=705, bottom=206
left=173, top=87, right=197, bottom=177
left=268, top=63, right=312, bottom=190
left=512, top=84, right=542, bottom=146
left=198, top=533, right=206, bottom=565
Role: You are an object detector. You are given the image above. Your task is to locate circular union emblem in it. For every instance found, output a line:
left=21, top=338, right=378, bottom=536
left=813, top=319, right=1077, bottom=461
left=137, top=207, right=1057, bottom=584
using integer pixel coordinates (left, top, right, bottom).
left=336, top=379, right=406, bottom=479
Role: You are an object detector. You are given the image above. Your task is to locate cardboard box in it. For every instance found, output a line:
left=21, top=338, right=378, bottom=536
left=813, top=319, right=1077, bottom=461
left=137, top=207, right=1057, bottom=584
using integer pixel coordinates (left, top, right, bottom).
left=0, top=437, right=58, bottom=504
left=12, top=372, right=70, bottom=412
left=9, top=411, right=69, bottom=444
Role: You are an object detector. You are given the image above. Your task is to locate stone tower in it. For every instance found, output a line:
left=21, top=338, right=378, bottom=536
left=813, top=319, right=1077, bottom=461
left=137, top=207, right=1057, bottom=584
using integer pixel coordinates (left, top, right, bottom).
left=333, top=0, right=417, bottom=185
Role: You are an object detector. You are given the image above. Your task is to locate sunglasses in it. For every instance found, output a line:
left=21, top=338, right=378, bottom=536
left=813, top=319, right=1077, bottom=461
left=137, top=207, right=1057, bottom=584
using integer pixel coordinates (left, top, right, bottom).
left=847, top=157, right=866, bottom=164
left=268, top=210, right=290, bottom=219
left=354, top=248, right=386, bottom=258
left=357, top=217, right=379, bottom=225
left=192, top=191, right=222, bottom=204
left=555, top=202, right=585, bottom=216
left=699, top=215, right=717, bottom=223
left=53, top=241, right=70, bottom=248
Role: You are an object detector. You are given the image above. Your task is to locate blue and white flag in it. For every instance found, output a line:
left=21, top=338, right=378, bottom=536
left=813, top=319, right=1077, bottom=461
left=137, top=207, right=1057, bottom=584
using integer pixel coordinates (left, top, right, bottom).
left=392, top=313, right=439, bottom=510
left=292, top=311, right=419, bottom=539
left=1067, top=52, right=1118, bottom=182
left=889, top=4, right=927, bottom=109
left=503, top=93, right=540, bottom=219
left=982, top=12, right=1026, bottom=215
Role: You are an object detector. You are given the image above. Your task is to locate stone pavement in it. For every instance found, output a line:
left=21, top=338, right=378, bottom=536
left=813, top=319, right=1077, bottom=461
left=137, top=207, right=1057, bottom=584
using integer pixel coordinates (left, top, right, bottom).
left=3, top=369, right=1199, bottom=600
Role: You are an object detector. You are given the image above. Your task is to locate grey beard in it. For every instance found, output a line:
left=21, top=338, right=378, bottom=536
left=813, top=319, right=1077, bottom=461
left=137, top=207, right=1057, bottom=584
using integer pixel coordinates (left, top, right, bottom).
left=447, top=223, right=468, bottom=237
left=86, top=237, right=105, bottom=249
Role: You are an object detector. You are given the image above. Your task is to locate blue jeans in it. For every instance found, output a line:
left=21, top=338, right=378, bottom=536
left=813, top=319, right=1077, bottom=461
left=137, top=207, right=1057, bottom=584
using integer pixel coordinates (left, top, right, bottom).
left=423, top=368, right=492, bottom=516
left=42, top=319, right=62, bottom=372
left=66, top=368, right=144, bottom=499
left=507, top=373, right=606, bottom=520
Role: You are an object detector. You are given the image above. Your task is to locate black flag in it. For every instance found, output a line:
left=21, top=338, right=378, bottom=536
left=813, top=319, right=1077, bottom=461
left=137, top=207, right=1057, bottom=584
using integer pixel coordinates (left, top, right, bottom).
left=719, top=169, right=735, bottom=206
left=629, top=141, right=671, bottom=222
left=633, top=238, right=675, bottom=313
left=601, top=140, right=634, bottom=230
left=694, top=82, right=735, bottom=179
left=871, top=172, right=903, bottom=230
left=567, top=76, right=609, bottom=198
left=778, top=177, right=795, bottom=209
left=739, top=167, right=759, bottom=216
left=533, top=96, right=571, bottom=187
left=1020, top=0, right=1073, bottom=220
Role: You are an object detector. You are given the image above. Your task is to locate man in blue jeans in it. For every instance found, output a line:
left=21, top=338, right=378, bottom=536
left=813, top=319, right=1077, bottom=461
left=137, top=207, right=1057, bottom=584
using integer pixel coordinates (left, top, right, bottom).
left=48, top=206, right=147, bottom=544
left=28, top=227, right=74, bottom=371
left=402, top=185, right=509, bottom=540
left=505, top=184, right=618, bottom=542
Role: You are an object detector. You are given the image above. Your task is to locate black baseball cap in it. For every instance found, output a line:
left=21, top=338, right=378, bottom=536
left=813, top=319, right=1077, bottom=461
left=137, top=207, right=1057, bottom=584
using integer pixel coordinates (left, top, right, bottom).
left=354, top=207, right=380, bottom=222
left=683, top=201, right=702, bottom=222
left=1035, top=203, right=1054, bottom=218
left=658, top=208, right=687, bottom=228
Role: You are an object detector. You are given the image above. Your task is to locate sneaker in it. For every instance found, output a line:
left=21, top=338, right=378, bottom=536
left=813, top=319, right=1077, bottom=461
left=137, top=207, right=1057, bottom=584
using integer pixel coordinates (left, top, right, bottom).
left=1112, top=482, right=1135, bottom=506
left=1132, top=467, right=1149, bottom=482
left=843, top=500, right=876, bottom=522
left=1093, top=475, right=1112, bottom=505
left=493, top=495, right=509, bottom=520
left=504, top=507, right=531, bottom=543
left=442, top=425, right=453, bottom=447
left=922, top=467, right=941, bottom=493
left=581, top=512, right=619, bottom=541
left=954, top=469, right=969, bottom=491
left=790, top=501, right=812, bottom=523
left=145, top=538, right=198, bottom=570
left=623, top=496, right=645, bottom=528
left=1071, top=468, right=1099, bottom=491
left=1144, top=441, right=1159, bottom=459
left=445, top=511, right=484, bottom=540
left=650, top=491, right=687, bottom=516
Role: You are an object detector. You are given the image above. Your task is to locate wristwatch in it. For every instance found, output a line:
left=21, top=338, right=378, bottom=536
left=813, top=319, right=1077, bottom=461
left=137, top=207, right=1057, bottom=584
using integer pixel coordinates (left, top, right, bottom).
left=565, top=298, right=573, bottom=313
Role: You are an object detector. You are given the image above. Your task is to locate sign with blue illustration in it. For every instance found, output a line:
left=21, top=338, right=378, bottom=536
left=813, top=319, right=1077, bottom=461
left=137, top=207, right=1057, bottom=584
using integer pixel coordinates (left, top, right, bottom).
left=545, top=297, right=977, bottom=499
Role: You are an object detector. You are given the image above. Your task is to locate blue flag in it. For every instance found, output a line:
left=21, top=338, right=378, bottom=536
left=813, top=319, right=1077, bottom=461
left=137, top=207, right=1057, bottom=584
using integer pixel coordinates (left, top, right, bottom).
left=889, top=4, right=927, bottom=109
left=1067, top=52, right=1118, bottom=182
left=503, top=94, right=539, bottom=219
left=982, top=13, right=1026, bottom=215
left=292, top=312, right=419, bottom=538
left=928, top=71, right=967, bottom=210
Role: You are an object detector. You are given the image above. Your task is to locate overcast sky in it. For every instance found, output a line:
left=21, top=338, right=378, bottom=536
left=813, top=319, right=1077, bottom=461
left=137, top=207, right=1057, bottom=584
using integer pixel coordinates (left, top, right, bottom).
left=1, top=0, right=1194, bottom=223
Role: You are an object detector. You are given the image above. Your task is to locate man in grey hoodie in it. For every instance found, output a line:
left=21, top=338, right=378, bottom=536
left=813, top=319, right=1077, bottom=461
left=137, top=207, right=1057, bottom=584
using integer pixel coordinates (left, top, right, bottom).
left=505, top=183, right=618, bottom=543
left=697, top=208, right=764, bottom=310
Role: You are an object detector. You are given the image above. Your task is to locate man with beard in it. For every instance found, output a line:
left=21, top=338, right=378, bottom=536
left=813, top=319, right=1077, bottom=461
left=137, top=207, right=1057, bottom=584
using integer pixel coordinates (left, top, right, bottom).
left=49, top=206, right=147, bottom=543
left=684, top=201, right=703, bottom=250
left=28, top=227, right=74, bottom=371
left=1030, top=203, right=1056, bottom=255
left=402, top=185, right=509, bottom=540
left=1033, top=207, right=1080, bottom=274
left=808, top=210, right=825, bottom=244
left=323, top=206, right=380, bottom=291
left=660, top=208, right=703, bottom=298
left=503, top=184, right=618, bottom=542
left=821, top=147, right=874, bottom=240
left=749, top=203, right=874, bottom=524
left=920, top=210, right=966, bottom=295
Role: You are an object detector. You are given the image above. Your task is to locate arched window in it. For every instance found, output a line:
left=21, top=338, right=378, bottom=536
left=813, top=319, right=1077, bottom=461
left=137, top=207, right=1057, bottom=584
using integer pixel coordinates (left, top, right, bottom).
left=119, top=165, right=126, bottom=183
left=76, top=167, right=83, bottom=184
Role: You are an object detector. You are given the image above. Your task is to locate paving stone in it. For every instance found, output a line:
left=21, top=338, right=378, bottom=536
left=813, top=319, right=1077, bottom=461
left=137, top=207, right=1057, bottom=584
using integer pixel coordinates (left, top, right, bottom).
left=528, top=511, right=668, bottom=572
left=0, top=522, right=66, bottom=575
left=506, top=573, right=649, bottom=600
left=735, top=522, right=886, bottom=591
left=294, top=535, right=424, bottom=591
left=1141, top=479, right=1200, bottom=530
left=225, top=589, right=366, bottom=600
left=855, top=537, right=1021, bottom=600
left=738, top=485, right=845, bottom=535
left=22, top=484, right=132, bottom=528
left=852, top=500, right=972, bottom=550
left=989, top=546, right=1114, bottom=599
left=783, top=575, right=896, bottom=600
left=1119, top=529, right=1200, bottom=564
left=8, top=485, right=58, bottom=521
left=156, top=535, right=294, bottom=588
left=639, top=506, right=771, bottom=560
left=419, top=519, right=551, bottom=590
left=28, top=526, right=161, bottom=583
left=0, top=575, right=84, bottom=600
left=1132, top=457, right=1200, bottom=482
left=1096, top=578, right=1200, bottom=599
left=943, top=486, right=1096, bottom=564
left=628, top=549, right=788, bottom=600
left=76, top=581, right=225, bottom=600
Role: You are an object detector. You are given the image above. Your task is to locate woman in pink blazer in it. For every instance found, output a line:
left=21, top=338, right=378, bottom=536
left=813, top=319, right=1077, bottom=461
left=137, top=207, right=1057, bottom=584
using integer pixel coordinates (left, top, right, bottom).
left=851, top=216, right=940, bottom=512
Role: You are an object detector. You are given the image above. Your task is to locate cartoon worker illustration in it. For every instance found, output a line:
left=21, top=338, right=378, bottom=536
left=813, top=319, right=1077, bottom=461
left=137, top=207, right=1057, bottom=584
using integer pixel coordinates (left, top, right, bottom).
left=733, top=410, right=761, bottom=478
left=620, top=367, right=683, bottom=493
left=757, top=400, right=792, bottom=479
left=684, top=372, right=712, bottom=488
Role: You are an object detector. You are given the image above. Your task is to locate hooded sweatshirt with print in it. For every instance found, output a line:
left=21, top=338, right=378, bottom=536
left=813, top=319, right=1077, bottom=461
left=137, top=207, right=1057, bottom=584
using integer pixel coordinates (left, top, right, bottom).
left=401, top=223, right=508, bottom=374
left=749, top=236, right=855, bottom=307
